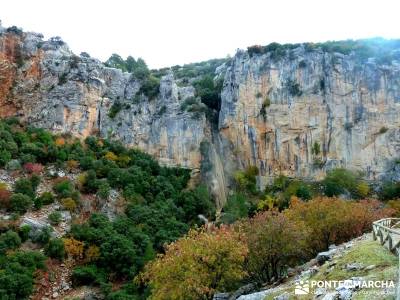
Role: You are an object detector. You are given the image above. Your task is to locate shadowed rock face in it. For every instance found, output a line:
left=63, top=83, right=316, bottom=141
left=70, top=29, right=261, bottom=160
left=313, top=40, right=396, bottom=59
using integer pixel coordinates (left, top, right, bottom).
left=0, top=25, right=399, bottom=207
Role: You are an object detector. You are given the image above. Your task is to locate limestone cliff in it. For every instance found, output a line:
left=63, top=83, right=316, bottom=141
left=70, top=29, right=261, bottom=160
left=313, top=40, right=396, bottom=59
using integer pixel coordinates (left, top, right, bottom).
left=219, top=47, right=400, bottom=189
left=0, top=24, right=399, bottom=207
left=0, top=25, right=207, bottom=169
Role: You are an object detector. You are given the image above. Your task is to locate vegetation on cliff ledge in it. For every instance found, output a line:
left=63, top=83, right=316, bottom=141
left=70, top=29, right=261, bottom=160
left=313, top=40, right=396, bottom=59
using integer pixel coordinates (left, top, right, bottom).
left=247, top=38, right=400, bottom=65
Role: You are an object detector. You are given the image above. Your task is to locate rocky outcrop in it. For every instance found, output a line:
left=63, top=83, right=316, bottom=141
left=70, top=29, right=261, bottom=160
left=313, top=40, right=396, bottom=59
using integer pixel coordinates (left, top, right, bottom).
left=219, top=48, right=400, bottom=188
left=1, top=23, right=400, bottom=207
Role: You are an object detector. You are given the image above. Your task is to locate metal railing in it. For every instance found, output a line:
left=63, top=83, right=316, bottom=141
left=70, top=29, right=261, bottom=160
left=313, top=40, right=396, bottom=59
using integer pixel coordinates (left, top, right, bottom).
left=372, top=218, right=400, bottom=300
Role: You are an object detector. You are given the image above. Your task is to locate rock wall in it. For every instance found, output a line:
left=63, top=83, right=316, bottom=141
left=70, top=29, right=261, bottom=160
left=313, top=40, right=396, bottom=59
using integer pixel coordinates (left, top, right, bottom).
left=219, top=48, right=400, bottom=188
left=0, top=27, right=208, bottom=171
left=1, top=25, right=399, bottom=207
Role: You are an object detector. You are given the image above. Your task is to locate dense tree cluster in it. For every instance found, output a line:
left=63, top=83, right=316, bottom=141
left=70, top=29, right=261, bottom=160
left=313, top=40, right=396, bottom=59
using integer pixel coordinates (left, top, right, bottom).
left=0, top=119, right=214, bottom=299
left=0, top=229, right=46, bottom=299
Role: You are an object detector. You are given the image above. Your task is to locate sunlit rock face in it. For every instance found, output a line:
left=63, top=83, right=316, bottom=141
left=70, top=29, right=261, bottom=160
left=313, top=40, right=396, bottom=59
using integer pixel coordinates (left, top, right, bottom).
left=1, top=24, right=399, bottom=207
left=219, top=48, right=400, bottom=188
left=0, top=27, right=207, bottom=171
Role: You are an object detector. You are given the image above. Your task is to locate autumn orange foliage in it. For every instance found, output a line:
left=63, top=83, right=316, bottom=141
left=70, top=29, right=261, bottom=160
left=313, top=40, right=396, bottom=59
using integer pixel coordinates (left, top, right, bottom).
left=141, top=226, right=248, bottom=300
left=0, top=189, right=12, bottom=209
left=55, top=137, right=66, bottom=147
left=240, top=211, right=309, bottom=283
left=142, top=196, right=394, bottom=297
left=285, top=197, right=394, bottom=252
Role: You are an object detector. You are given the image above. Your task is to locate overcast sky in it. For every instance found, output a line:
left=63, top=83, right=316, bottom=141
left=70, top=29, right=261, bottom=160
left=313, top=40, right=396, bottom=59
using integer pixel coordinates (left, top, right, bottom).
left=1, top=0, right=399, bottom=69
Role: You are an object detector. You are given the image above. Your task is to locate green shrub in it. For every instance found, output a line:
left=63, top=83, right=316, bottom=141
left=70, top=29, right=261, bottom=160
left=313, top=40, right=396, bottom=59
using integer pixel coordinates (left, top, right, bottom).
left=180, top=97, right=198, bottom=111
left=62, top=198, right=77, bottom=212
left=45, top=238, right=65, bottom=260
left=287, top=80, right=302, bottom=96
left=379, top=126, right=388, bottom=134
left=193, top=75, right=222, bottom=111
left=34, top=191, right=55, bottom=210
left=139, top=75, right=160, bottom=99
left=29, top=174, right=41, bottom=190
left=48, top=211, right=62, bottom=225
left=9, top=193, right=32, bottom=213
left=322, top=168, right=358, bottom=197
left=14, top=178, right=35, bottom=198
left=0, top=149, right=11, bottom=166
left=53, top=179, right=79, bottom=200
left=108, top=102, right=122, bottom=119
left=31, top=226, right=52, bottom=245
left=97, top=181, right=111, bottom=200
left=284, top=180, right=312, bottom=202
left=221, top=193, right=252, bottom=224
left=379, top=181, right=400, bottom=201
left=105, top=54, right=127, bottom=71
left=0, top=250, right=46, bottom=299
left=6, top=159, right=21, bottom=170
left=0, top=230, right=21, bottom=255
left=233, top=166, right=259, bottom=194
left=18, top=225, right=31, bottom=242
left=260, top=97, right=271, bottom=117
left=311, top=141, right=321, bottom=156
left=72, top=265, right=104, bottom=286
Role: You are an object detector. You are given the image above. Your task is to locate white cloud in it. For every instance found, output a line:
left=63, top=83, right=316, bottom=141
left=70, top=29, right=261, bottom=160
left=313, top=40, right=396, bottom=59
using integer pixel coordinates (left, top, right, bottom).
left=1, top=0, right=399, bottom=68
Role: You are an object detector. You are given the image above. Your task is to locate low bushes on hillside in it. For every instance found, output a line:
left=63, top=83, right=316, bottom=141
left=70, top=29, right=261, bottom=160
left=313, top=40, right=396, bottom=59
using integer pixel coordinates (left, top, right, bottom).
left=142, top=196, right=393, bottom=298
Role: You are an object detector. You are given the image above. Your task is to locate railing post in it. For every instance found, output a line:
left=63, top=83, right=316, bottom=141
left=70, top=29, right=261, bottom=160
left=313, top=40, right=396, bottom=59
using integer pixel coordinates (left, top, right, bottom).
left=373, top=218, right=400, bottom=300
left=397, top=252, right=400, bottom=300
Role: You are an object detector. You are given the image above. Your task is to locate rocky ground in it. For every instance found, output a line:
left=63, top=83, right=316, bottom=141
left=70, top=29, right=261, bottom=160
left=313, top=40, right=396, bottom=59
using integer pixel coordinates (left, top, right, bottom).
left=0, top=167, right=122, bottom=300
left=230, top=233, right=398, bottom=300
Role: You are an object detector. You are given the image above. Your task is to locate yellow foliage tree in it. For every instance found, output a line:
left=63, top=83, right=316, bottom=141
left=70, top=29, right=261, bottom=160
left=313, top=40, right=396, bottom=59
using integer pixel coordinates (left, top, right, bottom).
left=66, top=159, right=79, bottom=171
left=62, top=197, right=77, bottom=212
left=140, top=227, right=248, bottom=300
left=0, top=182, right=8, bottom=191
left=356, top=181, right=370, bottom=198
left=117, top=155, right=131, bottom=167
left=76, top=173, right=87, bottom=191
left=104, top=151, right=118, bottom=161
left=257, top=194, right=278, bottom=211
left=64, top=237, right=84, bottom=259
left=285, top=197, right=393, bottom=252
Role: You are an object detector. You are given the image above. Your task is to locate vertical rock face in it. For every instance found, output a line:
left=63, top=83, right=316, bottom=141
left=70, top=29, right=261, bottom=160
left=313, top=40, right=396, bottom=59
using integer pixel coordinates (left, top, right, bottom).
left=0, top=27, right=208, bottom=172
left=219, top=48, right=400, bottom=187
left=0, top=24, right=399, bottom=207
